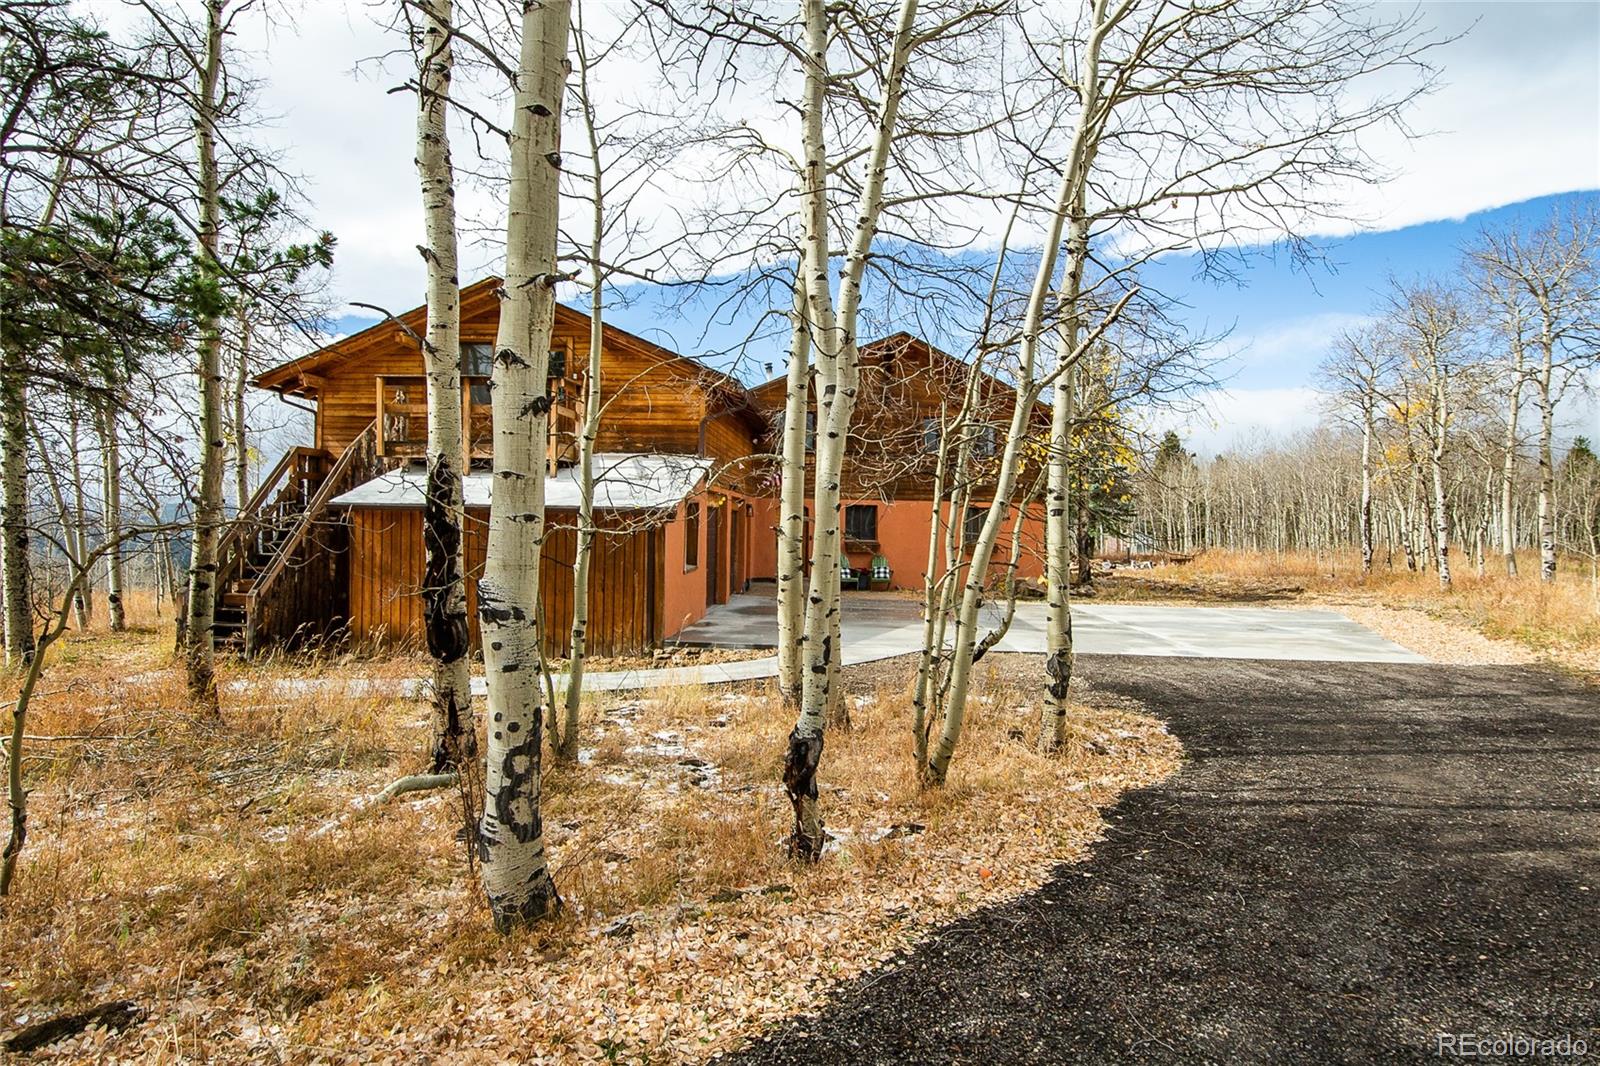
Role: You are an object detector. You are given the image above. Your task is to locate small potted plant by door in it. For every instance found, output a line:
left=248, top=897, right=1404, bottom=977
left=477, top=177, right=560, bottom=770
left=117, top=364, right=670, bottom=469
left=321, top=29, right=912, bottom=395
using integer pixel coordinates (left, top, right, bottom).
left=868, top=553, right=891, bottom=591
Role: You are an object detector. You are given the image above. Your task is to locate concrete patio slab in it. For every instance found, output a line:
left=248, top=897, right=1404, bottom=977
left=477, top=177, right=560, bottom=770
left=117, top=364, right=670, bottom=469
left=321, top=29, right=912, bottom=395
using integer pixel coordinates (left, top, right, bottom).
left=405, top=593, right=1422, bottom=698
left=670, top=591, right=1425, bottom=665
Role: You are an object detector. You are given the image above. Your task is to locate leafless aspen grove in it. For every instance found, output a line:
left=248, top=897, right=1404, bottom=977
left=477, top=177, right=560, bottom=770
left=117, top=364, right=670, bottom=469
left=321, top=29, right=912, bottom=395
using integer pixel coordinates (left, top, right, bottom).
left=1136, top=211, right=1600, bottom=592
left=8, top=0, right=1595, bottom=1005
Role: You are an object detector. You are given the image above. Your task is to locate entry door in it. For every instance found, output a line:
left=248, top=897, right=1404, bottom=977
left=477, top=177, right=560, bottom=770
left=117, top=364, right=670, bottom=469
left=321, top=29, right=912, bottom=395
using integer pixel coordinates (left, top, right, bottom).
left=706, top=504, right=722, bottom=606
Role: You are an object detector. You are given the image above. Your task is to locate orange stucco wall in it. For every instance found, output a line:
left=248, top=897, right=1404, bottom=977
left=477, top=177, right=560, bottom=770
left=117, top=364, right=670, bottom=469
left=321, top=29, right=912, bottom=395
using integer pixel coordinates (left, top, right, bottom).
left=661, top=496, right=705, bottom=638
left=661, top=488, right=762, bottom=637
left=745, top=497, right=1047, bottom=593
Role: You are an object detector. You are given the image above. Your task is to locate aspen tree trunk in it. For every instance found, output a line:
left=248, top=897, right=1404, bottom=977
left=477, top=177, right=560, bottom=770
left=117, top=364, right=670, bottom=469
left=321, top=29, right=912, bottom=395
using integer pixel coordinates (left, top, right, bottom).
left=928, top=311, right=1130, bottom=783
left=1, top=351, right=32, bottom=667
left=775, top=277, right=810, bottom=710
left=1475, top=465, right=1493, bottom=577
left=824, top=559, right=846, bottom=728
left=232, top=304, right=251, bottom=513
left=1041, top=0, right=1114, bottom=751
left=1359, top=403, right=1373, bottom=576
left=1431, top=375, right=1452, bottom=590
left=184, top=0, right=226, bottom=713
left=559, top=31, right=606, bottom=762
left=99, top=400, right=125, bottom=632
left=1536, top=335, right=1557, bottom=582
left=911, top=417, right=950, bottom=773
left=67, top=406, right=91, bottom=629
left=784, top=0, right=918, bottom=861
left=477, top=0, right=570, bottom=931
left=414, top=0, right=476, bottom=774
left=1501, top=344, right=1524, bottom=576
left=914, top=350, right=985, bottom=770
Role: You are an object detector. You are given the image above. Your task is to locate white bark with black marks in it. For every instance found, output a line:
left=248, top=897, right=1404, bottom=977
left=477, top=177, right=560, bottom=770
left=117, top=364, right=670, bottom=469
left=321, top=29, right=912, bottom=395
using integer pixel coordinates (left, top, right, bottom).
left=784, top=0, right=919, bottom=861
left=477, top=0, right=570, bottom=932
left=775, top=275, right=810, bottom=711
left=413, top=0, right=475, bottom=775
left=0, top=352, right=31, bottom=667
left=559, top=21, right=606, bottom=763
left=183, top=0, right=226, bottom=713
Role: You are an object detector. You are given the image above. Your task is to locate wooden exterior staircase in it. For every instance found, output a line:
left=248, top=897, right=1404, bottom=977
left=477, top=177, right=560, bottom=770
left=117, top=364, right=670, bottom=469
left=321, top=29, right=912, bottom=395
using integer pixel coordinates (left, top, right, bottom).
left=214, top=421, right=388, bottom=656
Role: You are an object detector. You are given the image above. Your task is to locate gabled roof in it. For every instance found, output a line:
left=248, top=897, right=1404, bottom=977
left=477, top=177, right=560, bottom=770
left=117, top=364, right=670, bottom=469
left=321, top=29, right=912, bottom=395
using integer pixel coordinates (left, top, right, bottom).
left=252, top=277, right=766, bottom=434
left=751, top=331, right=1045, bottom=417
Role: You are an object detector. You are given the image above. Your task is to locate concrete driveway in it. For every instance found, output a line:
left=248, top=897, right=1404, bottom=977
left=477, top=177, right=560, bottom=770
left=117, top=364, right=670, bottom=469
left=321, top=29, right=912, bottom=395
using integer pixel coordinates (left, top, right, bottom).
left=672, top=591, right=1424, bottom=665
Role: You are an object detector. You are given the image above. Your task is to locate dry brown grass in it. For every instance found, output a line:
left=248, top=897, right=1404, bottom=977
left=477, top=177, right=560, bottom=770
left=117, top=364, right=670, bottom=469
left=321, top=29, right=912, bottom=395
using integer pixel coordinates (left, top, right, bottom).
left=1096, top=549, right=1599, bottom=673
left=1, top=625, right=1176, bottom=1064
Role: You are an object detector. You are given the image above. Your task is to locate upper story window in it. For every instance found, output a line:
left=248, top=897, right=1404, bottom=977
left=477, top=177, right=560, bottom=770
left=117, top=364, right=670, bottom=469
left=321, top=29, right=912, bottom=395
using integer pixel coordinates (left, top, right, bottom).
left=845, top=504, right=878, bottom=543
left=921, top=417, right=941, bottom=454
left=460, top=343, right=567, bottom=382
left=463, top=343, right=493, bottom=377
left=778, top=410, right=818, bottom=453
left=971, top=423, right=998, bottom=458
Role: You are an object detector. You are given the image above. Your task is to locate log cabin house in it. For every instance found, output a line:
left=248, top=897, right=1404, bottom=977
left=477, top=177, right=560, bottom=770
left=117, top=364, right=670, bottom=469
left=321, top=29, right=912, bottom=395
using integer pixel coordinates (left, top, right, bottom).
left=229, top=277, right=767, bottom=657
left=222, top=281, right=1045, bottom=657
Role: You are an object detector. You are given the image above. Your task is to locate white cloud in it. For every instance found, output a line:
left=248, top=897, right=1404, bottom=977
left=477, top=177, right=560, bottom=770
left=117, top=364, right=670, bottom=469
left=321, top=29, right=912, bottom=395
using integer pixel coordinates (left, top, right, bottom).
left=1149, top=387, right=1330, bottom=456
left=78, top=1, right=1599, bottom=352
left=1230, top=311, right=1378, bottom=373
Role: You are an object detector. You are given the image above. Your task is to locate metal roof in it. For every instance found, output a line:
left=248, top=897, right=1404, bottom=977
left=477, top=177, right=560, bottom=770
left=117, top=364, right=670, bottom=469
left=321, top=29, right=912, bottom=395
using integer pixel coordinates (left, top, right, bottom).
left=330, top=452, right=713, bottom=511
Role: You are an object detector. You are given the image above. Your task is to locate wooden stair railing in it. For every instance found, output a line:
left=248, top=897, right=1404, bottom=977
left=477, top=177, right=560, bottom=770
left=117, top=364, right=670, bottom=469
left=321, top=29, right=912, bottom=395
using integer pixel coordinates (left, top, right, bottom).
left=215, top=445, right=328, bottom=599
left=240, top=419, right=386, bottom=655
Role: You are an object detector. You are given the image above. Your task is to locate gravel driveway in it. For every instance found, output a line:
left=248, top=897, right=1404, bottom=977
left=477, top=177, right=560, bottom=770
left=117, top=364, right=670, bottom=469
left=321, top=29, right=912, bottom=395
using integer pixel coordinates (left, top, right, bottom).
left=720, top=656, right=1600, bottom=1064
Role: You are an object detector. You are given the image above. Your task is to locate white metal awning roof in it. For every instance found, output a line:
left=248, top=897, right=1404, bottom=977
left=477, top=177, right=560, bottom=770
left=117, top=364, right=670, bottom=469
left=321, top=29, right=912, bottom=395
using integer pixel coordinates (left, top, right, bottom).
left=330, top=452, right=713, bottom=512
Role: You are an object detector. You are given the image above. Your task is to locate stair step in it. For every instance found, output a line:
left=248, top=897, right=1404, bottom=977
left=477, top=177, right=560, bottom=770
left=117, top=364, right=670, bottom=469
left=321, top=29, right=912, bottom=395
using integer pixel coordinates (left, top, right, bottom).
left=222, top=592, right=250, bottom=608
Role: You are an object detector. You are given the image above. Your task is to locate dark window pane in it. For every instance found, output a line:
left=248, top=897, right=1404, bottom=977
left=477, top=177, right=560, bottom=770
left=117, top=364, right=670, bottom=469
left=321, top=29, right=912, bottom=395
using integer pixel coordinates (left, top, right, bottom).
left=845, top=504, right=877, bottom=542
left=469, top=381, right=492, bottom=406
left=684, top=502, right=700, bottom=569
left=964, top=506, right=985, bottom=545
left=805, top=411, right=816, bottom=453
left=462, top=343, right=494, bottom=377
left=922, top=417, right=941, bottom=454
left=548, top=347, right=566, bottom=379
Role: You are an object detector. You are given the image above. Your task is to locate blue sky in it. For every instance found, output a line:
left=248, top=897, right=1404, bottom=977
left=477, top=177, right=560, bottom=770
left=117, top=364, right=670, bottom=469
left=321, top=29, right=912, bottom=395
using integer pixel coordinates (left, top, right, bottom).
left=1137, top=191, right=1600, bottom=393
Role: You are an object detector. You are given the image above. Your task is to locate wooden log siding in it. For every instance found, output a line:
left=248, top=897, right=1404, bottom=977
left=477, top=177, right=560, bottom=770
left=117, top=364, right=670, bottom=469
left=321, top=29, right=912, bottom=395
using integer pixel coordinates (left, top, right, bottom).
left=749, top=332, right=1040, bottom=503
left=298, top=296, right=762, bottom=465
left=346, top=505, right=663, bottom=656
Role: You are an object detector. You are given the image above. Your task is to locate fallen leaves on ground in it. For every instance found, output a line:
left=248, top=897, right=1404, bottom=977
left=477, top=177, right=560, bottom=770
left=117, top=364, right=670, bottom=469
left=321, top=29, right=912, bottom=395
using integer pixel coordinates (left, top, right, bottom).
left=1, top=632, right=1179, bottom=1065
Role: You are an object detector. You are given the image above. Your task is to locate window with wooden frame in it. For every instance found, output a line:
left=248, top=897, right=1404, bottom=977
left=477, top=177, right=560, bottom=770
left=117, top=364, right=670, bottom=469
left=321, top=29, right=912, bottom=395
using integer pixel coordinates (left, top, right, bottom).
left=462, top=346, right=494, bottom=458
left=844, top=504, right=878, bottom=544
left=462, top=343, right=494, bottom=377
left=684, top=501, right=700, bottom=570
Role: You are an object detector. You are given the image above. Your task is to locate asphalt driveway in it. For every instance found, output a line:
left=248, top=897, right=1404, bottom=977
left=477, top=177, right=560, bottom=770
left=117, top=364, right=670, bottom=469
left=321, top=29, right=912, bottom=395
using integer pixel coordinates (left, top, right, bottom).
left=720, top=656, right=1600, bottom=1064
